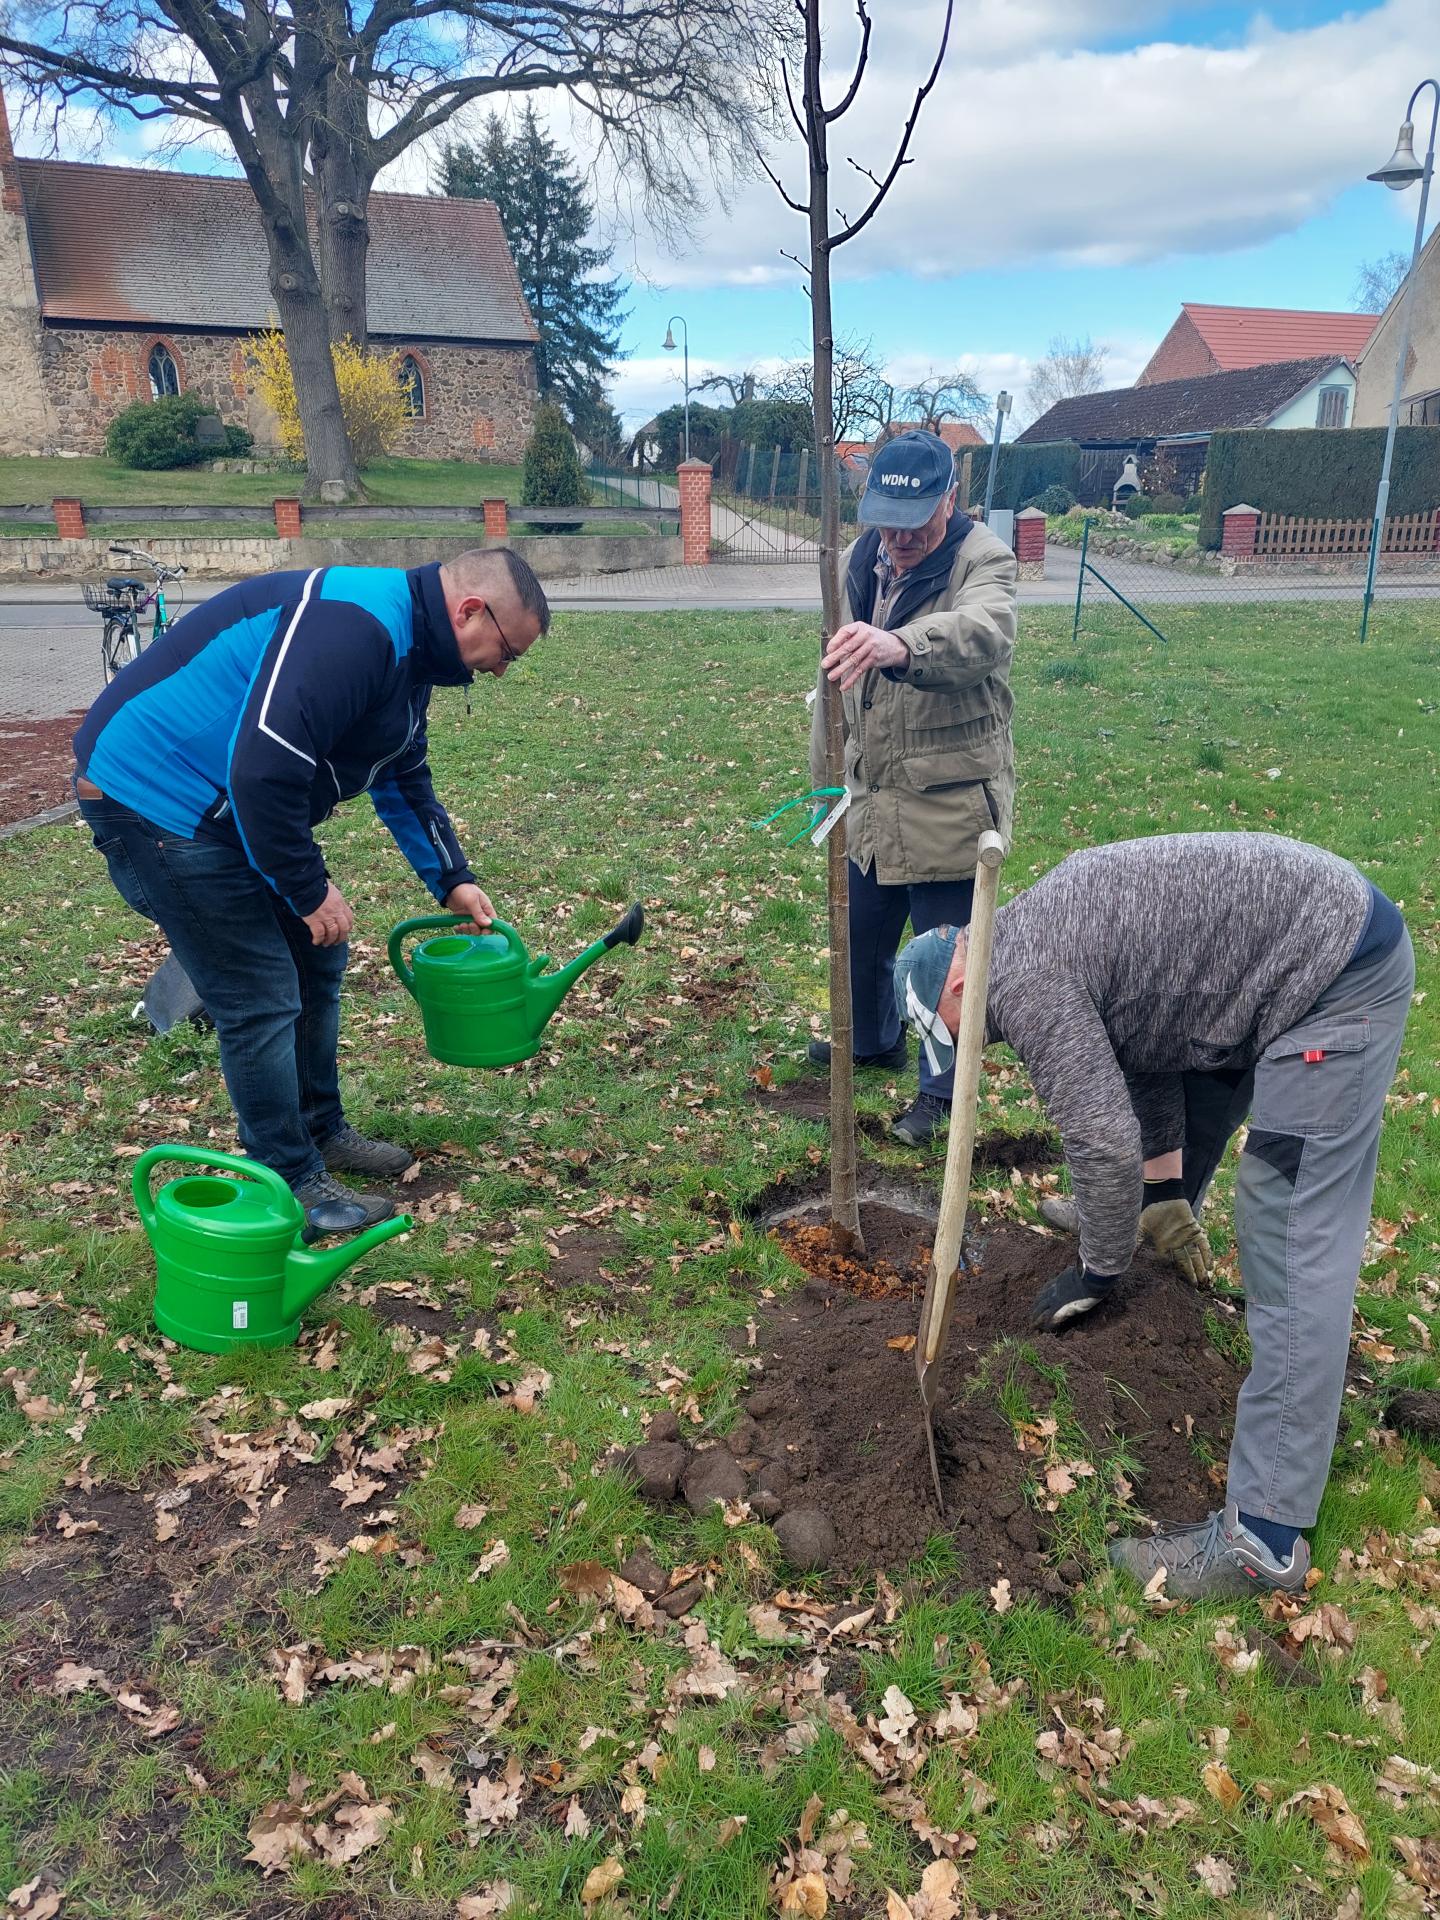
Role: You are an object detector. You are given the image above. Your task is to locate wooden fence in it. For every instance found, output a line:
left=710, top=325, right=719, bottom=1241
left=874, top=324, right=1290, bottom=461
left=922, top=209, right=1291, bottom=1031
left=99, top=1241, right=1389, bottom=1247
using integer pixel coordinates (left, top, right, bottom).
left=1255, top=509, right=1440, bottom=558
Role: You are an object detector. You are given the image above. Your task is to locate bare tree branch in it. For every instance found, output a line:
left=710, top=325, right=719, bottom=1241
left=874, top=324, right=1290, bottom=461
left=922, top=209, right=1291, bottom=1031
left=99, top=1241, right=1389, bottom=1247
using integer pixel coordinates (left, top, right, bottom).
left=832, top=0, right=952, bottom=250
left=822, top=0, right=870, bottom=123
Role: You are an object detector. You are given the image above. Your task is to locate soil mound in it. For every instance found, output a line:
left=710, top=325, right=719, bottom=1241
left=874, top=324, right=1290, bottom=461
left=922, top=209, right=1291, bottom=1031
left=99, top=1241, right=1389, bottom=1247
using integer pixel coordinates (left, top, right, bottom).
left=736, top=1218, right=1244, bottom=1588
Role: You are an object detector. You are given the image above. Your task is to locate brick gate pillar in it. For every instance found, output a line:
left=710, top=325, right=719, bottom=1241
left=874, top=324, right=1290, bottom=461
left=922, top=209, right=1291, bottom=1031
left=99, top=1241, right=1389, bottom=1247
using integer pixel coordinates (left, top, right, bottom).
left=677, top=460, right=712, bottom=565
left=1013, top=506, right=1046, bottom=579
left=273, top=497, right=302, bottom=539
left=52, top=498, right=85, bottom=539
left=1221, top=503, right=1261, bottom=561
left=483, top=498, right=509, bottom=540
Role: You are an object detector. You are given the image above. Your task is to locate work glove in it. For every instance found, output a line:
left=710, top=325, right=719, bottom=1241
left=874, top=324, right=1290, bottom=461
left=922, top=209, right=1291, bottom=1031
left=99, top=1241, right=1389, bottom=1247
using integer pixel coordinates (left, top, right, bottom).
left=1139, top=1178, right=1212, bottom=1285
left=1030, top=1262, right=1122, bottom=1332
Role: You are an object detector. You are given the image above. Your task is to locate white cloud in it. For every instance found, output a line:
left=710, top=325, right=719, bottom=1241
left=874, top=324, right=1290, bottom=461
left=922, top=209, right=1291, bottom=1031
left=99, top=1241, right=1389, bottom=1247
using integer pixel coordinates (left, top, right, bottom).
left=604, top=0, right=1429, bottom=288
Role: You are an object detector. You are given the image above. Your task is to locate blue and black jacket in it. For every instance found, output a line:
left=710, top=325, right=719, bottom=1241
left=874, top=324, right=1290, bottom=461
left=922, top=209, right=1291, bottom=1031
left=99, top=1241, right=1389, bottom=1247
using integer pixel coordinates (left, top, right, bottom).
left=74, top=562, right=476, bottom=919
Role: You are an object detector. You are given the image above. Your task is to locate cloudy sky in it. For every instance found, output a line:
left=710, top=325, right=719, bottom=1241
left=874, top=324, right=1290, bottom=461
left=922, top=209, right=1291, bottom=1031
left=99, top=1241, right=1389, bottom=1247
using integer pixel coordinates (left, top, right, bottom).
left=593, top=0, right=1436, bottom=430
left=15, top=0, right=1436, bottom=433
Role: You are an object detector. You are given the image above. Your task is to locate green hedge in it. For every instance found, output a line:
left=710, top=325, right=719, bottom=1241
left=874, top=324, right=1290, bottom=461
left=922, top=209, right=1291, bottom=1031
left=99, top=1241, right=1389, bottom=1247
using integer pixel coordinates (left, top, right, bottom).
left=1198, top=427, right=1440, bottom=549
left=962, top=440, right=1080, bottom=511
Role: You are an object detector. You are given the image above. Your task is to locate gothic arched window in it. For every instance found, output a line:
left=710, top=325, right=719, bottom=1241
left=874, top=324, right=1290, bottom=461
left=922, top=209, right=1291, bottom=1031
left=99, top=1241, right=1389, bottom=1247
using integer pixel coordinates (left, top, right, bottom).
left=398, top=354, right=425, bottom=419
left=148, top=342, right=181, bottom=399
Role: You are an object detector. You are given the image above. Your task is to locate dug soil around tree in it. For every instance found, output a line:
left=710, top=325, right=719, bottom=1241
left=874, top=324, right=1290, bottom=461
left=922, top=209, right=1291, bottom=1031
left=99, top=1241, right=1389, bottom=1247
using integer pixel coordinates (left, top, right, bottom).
left=740, top=1213, right=1244, bottom=1589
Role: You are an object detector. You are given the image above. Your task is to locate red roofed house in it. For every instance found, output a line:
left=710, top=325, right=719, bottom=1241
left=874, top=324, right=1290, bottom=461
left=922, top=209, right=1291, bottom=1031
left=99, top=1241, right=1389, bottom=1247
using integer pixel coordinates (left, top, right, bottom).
left=1136, top=303, right=1380, bottom=388
left=0, top=99, right=538, bottom=461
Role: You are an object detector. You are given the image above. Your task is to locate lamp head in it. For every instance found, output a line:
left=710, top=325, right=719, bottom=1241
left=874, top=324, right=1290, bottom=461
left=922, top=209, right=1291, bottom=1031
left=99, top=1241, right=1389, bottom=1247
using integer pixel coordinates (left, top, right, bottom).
left=662, top=327, right=676, bottom=351
left=1368, top=120, right=1425, bottom=190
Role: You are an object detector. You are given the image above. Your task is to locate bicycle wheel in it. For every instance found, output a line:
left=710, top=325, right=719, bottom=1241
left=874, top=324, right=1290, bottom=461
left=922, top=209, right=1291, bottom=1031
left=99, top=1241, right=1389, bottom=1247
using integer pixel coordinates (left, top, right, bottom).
left=102, top=618, right=139, bottom=683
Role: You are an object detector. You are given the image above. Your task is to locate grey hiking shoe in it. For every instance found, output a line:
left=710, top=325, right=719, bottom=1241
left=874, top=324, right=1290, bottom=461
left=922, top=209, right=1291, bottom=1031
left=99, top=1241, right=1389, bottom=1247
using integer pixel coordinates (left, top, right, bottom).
left=891, top=1092, right=949, bottom=1146
left=320, top=1123, right=416, bottom=1179
left=806, top=1036, right=908, bottom=1072
left=293, top=1169, right=397, bottom=1239
left=1038, top=1193, right=1079, bottom=1233
left=1109, top=1501, right=1310, bottom=1600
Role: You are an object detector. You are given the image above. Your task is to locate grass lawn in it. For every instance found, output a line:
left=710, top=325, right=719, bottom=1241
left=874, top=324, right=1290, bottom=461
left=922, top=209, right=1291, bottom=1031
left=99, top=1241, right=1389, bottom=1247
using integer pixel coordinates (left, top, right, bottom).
left=0, top=456, right=527, bottom=509
left=1, top=603, right=1438, bottom=1917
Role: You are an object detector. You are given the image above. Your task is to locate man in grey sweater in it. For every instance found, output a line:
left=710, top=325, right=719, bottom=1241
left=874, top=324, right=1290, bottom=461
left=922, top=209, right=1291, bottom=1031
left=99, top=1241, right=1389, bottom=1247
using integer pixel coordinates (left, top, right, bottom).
left=895, top=832, right=1414, bottom=1599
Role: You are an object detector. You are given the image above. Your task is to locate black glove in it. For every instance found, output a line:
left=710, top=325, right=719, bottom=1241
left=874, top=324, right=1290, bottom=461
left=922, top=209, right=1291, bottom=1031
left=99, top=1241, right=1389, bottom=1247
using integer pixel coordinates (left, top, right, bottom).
left=1030, top=1262, right=1121, bottom=1331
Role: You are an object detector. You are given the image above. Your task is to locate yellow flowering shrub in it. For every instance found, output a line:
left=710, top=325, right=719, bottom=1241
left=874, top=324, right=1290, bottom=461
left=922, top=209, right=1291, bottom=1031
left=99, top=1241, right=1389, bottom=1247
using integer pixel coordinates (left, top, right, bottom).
left=247, top=329, right=408, bottom=466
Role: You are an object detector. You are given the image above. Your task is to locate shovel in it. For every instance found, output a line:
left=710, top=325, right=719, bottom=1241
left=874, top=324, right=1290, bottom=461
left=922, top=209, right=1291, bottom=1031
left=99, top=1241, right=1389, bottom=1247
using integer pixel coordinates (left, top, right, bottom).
left=914, top=828, right=1006, bottom=1513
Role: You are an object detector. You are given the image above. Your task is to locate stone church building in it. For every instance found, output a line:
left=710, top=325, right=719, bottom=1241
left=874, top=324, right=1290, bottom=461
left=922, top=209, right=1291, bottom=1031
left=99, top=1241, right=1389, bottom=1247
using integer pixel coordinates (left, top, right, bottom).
left=0, top=99, right=538, bottom=462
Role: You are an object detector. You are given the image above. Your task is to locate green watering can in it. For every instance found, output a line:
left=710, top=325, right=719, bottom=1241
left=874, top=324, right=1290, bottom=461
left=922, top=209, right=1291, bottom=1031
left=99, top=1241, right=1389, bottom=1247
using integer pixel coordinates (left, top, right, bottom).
left=133, top=1145, right=412, bottom=1354
left=388, top=904, right=645, bottom=1068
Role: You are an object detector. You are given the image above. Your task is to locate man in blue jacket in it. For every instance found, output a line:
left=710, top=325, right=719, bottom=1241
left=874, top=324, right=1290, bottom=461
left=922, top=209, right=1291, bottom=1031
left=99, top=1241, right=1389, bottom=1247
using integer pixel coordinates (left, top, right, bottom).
left=73, top=549, right=549, bottom=1235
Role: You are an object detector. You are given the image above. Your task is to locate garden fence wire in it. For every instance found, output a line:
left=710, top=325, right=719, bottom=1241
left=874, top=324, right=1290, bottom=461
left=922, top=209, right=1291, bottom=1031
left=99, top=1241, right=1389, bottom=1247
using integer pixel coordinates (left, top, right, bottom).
left=1068, top=515, right=1440, bottom=650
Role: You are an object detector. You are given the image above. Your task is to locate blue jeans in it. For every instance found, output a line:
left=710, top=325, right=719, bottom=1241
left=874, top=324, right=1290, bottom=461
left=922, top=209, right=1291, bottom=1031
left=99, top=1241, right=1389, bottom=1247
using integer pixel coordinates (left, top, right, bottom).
left=848, top=858, right=975, bottom=1102
left=79, top=797, right=345, bottom=1185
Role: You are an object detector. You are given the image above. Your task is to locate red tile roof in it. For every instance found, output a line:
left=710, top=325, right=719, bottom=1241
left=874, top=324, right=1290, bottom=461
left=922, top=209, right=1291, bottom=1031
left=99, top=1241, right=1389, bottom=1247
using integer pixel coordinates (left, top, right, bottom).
left=15, top=157, right=536, bottom=344
left=1178, top=303, right=1378, bottom=371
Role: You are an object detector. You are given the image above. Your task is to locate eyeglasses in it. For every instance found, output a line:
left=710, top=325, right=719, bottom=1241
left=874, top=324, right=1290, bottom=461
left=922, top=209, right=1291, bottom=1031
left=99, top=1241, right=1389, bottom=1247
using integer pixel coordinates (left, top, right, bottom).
left=486, top=604, right=520, bottom=665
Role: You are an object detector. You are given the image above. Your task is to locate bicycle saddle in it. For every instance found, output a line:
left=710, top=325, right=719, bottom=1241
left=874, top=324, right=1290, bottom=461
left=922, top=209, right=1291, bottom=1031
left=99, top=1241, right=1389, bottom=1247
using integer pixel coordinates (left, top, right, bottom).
left=106, top=576, right=145, bottom=594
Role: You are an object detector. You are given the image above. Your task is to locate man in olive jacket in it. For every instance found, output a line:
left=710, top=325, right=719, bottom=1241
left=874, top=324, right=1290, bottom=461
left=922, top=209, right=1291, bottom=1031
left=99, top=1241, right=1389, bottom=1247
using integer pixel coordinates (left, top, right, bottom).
left=807, top=429, right=1018, bottom=1143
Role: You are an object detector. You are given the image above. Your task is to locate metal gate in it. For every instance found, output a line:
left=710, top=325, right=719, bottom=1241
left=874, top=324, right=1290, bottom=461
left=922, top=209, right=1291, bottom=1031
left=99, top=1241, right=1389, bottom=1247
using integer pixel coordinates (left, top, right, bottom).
left=710, top=491, right=824, bottom=563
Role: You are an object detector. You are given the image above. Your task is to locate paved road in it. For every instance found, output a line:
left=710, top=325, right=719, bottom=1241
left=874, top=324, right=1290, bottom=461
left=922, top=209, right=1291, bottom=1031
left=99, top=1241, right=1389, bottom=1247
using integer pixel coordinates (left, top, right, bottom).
left=3, top=546, right=1435, bottom=721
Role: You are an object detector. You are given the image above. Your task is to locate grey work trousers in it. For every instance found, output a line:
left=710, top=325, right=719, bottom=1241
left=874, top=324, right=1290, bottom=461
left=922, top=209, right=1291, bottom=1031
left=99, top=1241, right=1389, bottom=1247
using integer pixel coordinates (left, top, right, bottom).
left=1209, top=931, right=1415, bottom=1526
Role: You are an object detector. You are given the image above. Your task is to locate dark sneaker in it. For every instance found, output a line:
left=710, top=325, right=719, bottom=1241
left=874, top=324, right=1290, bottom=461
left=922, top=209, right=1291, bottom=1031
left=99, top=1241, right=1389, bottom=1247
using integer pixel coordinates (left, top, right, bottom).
left=806, top=1037, right=908, bottom=1072
left=1109, top=1501, right=1310, bottom=1600
left=1030, top=1263, right=1115, bottom=1329
left=293, top=1169, right=397, bottom=1239
left=890, top=1092, right=949, bottom=1146
left=1038, top=1193, right=1079, bottom=1234
left=320, top=1123, right=416, bottom=1179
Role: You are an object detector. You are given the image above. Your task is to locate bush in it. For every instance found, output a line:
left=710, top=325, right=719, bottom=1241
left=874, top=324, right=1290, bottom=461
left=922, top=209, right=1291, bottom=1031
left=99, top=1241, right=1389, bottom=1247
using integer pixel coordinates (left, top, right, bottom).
left=1119, top=493, right=1152, bottom=518
left=106, top=393, right=215, bottom=470
left=247, top=329, right=408, bottom=466
left=965, top=440, right=1081, bottom=511
left=1198, top=426, right=1440, bottom=549
left=1025, top=484, right=1075, bottom=516
left=1149, top=491, right=1187, bottom=515
left=522, top=399, right=590, bottom=529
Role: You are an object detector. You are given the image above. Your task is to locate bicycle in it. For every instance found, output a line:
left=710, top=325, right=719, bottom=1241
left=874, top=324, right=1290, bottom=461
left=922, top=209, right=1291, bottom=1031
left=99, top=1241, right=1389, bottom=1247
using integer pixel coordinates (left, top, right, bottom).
left=82, top=546, right=187, bottom=683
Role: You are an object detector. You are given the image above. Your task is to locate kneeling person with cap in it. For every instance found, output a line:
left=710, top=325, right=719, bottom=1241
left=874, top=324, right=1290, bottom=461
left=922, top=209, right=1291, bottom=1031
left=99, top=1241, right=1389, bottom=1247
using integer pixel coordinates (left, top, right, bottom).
left=894, top=832, right=1413, bottom=1598
left=807, top=430, right=1017, bottom=1145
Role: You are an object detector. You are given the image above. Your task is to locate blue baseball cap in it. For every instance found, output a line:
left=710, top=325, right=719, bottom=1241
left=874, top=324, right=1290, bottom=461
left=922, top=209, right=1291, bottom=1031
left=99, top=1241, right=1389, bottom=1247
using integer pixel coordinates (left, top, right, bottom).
left=858, top=430, right=956, bottom=529
left=894, top=924, right=963, bottom=1075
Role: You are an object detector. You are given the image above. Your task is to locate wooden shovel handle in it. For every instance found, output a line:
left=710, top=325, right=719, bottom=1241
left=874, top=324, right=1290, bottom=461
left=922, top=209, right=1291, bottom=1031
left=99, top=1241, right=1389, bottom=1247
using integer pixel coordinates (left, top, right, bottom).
left=917, top=830, right=1006, bottom=1375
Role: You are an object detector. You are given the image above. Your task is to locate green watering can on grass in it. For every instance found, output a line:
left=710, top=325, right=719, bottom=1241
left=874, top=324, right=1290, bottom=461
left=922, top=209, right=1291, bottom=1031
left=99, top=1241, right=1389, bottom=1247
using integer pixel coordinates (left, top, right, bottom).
left=133, top=1145, right=412, bottom=1354
left=388, top=904, right=645, bottom=1068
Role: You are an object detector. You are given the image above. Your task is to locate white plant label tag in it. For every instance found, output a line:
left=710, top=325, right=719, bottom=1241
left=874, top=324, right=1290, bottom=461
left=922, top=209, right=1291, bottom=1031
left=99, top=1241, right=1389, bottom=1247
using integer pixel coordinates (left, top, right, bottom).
left=805, top=687, right=818, bottom=708
left=232, top=1300, right=248, bottom=1330
left=811, top=788, right=852, bottom=847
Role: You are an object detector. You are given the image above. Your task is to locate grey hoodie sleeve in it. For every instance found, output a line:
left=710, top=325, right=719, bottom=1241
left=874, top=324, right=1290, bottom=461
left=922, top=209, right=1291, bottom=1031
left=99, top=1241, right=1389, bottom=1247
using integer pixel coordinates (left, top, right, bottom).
left=994, top=968, right=1144, bottom=1275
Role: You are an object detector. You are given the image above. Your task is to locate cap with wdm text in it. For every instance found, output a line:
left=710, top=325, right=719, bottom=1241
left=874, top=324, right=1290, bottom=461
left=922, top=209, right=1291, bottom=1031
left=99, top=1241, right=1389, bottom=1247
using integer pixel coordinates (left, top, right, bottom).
left=858, top=429, right=956, bottom=529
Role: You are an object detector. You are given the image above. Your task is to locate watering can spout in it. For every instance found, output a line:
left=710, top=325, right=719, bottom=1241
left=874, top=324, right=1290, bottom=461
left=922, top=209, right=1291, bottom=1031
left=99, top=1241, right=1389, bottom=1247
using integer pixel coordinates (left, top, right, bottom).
left=528, top=902, right=645, bottom=1033
left=282, top=1213, right=412, bottom=1320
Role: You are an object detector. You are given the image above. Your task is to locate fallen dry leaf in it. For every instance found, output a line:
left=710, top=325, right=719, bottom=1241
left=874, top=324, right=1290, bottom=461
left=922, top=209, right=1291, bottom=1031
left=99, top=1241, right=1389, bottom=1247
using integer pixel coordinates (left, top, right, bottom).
left=298, top=1396, right=352, bottom=1421
left=329, top=1468, right=384, bottom=1510
left=886, top=1335, right=916, bottom=1352
left=54, top=1510, right=98, bottom=1539
left=777, top=1870, right=827, bottom=1917
left=455, top=1885, right=517, bottom=1918
left=465, top=1753, right=524, bottom=1838
left=878, top=1685, right=917, bottom=1746
left=1278, top=1784, right=1370, bottom=1863
left=715, top=1813, right=748, bottom=1846
left=454, top=1503, right=490, bottom=1530
left=698, top=1746, right=716, bottom=1772
left=1394, top=1836, right=1440, bottom=1896
left=1202, top=1761, right=1242, bottom=1811
left=412, top=1746, right=456, bottom=1789
left=51, top=1662, right=105, bottom=1697
left=563, top=1796, right=591, bottom=1839
left=244, top=1802, right=312, bottom=1876
left=989, top=1577, right=1013, bottom=1615
left=5, top=1879, right=63, bottom=1919
left=580, top=1857, right=624, bottom=1905
left=1194, top=1855, right=1237, bottom=1898
left=312, top=1798, right=392, bottom=1865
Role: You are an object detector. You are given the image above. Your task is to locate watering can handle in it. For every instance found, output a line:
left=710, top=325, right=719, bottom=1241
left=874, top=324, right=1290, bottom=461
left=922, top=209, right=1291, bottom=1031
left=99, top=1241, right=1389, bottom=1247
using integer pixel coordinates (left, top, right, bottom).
left=386, top=914, right=526, bottom=993
left=131, top=1144, right=292, bottom=1232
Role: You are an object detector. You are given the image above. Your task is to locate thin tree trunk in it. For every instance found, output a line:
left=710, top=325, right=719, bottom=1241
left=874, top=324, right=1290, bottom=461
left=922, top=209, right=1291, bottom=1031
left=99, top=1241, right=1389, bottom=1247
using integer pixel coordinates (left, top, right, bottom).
left=803, top=0, right=862, bottom=1256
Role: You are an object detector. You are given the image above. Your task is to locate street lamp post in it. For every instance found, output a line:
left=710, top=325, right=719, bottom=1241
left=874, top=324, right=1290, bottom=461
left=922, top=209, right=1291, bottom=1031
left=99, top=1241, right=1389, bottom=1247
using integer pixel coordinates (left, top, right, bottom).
left=662, top=315, right=691, bottom=464
left=981, top=389, right=1012, bottom=525
left=1360, top=79, right=1438, bottom=644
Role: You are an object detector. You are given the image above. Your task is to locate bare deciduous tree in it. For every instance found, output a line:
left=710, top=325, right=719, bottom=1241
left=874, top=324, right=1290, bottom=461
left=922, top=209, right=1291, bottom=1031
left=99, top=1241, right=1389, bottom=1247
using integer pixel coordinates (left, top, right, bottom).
left=898, top=370, right=988, bottom=434
left=759, top=0, right=952, bottom=1253
left=767, top=336, right=896, bottom=443
left=1023, top=333, right=1109, bottom=423
left=0, top=0, right=789, bottom=493
left=1353, top=251, right=1409, bottom=312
